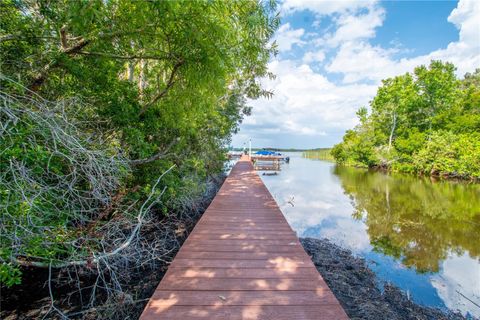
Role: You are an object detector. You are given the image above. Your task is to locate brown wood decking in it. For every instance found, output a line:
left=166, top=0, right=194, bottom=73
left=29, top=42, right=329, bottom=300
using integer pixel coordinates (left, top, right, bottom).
left=140, top=155, right=349, bottom=319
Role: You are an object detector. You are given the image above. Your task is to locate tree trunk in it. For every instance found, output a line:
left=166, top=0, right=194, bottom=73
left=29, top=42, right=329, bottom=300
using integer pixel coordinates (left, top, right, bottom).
left=388, top=112, right=397, bottom=151
left=127, top=41, right=135, bottom=82
left=127, top=61, right=135, bottom=82
left=138, top=58, right=147, bottom=99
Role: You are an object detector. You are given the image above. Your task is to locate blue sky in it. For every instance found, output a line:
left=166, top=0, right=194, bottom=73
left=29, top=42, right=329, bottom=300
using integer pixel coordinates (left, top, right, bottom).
left=232, top=0, right=480, bottom=149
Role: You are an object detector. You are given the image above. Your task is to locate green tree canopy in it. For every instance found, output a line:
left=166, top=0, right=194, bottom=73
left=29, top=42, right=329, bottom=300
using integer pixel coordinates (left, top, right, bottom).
left=332, top=61, right=480, bottom=179
left=0, top=0, right=279, bottom=302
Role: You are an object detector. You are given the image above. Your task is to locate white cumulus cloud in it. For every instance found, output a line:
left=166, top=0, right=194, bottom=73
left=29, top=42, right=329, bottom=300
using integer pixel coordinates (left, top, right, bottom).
left=321, top=4, right=385, bottom=47
left=302, top=50, right=326, bottom=63
left=275, top=23, right=306, bottom=51
left=233, top=60, right=377, bottom=148
left=326, top=0, right=480, bottom=83
left=233, top=0, right=480, bottom=148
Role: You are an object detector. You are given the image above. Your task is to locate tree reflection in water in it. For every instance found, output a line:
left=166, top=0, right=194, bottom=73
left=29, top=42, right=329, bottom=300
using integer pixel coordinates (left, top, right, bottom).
left=333, top=166, right=480, bottom=273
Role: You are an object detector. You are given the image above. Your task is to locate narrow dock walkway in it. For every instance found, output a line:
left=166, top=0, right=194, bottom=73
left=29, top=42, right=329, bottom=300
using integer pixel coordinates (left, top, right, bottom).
left=140, top=156, right=348, bottom=319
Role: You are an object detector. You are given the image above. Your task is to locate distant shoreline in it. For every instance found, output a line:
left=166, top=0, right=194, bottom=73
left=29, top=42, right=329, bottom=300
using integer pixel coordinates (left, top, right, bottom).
left=229, top=147, right=332, bottom=152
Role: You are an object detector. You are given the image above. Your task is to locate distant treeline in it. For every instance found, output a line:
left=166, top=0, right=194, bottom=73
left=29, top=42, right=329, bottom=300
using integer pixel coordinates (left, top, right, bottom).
left=332, top=61, right=480, bottom=180
left=231, top=147, right=332, bottom=152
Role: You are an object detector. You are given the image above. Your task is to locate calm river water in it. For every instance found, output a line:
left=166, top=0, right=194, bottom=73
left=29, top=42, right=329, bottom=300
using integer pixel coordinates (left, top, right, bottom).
left=257, top=152, right=480, bottom=318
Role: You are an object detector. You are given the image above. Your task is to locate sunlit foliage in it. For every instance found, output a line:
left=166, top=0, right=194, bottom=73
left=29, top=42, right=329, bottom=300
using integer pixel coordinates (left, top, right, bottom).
left=0, top=0, right=279, bottom=290
left=332, top=61, right=480, bottom=179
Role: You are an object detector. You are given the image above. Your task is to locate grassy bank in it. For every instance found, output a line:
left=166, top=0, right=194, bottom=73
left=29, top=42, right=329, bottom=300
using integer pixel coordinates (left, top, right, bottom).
left=303, top=148, right=334, bottom=161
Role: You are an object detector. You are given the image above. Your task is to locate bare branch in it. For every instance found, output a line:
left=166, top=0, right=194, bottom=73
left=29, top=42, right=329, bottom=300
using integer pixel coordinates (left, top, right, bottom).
left=27, top=26, right=160, bottom=92
left=0, top=33, right=20, bottom=42
left=11, top=165, right=174, bottom=269
left=60, top=25, right=68, bottom=49
left=43, top=262, right=69, bottom=319
left=93, top=165, right=175, bottom=260
left=77, top=51, right=171, bottom=61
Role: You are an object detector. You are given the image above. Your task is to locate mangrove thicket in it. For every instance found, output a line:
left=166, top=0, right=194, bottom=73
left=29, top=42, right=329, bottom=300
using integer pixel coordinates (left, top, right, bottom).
left=0, top=0, right=279, bottom=317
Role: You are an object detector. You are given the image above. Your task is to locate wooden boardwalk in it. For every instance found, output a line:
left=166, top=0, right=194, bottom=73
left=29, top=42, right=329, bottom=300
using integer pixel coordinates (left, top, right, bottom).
left=140, top=156, right=348, bottom=319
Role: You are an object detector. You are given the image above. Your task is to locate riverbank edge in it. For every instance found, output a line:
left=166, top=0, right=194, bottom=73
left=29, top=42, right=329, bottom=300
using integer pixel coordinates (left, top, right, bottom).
left=301, top=150, right=479, bottom=182
left=336, top=162, right=480, bottom=183
left=300, top=237, right=472, bottom=320
left=1, top=174, right=227, bottom=320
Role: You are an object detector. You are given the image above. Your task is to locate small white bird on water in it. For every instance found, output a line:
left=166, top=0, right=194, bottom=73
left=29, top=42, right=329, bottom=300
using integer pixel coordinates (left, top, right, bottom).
left=287, top=195, right=295, bottom=207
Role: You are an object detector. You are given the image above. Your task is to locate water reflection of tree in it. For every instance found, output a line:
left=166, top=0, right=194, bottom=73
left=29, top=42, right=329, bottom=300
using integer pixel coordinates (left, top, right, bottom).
left=334, top=166, right=480, bottom=273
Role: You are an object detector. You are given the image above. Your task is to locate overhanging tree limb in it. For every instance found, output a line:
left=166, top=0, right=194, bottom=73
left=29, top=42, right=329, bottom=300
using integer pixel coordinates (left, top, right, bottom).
left=77, top=51, right=172, bottom=61
left=28, top=38, right=91, bottom=92
left=27, top=26, right=159, bottom=92
left=139, top=60, right=184, bottom=115
left=129, top=138, right=180, bottom=166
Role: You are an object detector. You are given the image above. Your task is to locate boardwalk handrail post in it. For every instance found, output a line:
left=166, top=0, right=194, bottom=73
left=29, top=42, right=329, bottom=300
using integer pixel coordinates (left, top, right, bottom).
left=249, top=138, right=252, bottom=159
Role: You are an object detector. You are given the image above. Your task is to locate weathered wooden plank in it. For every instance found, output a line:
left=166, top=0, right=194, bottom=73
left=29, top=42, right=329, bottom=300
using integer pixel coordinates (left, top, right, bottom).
left=190, top=230, right=296, bottom=235
left=199, top=218, right=286, bottom=222
left=183, top=239, right=301, bottom=246
left=188, top=234, right=299, bottom=240
left=148, top=290, right=339, bottom=306
left=194, top=222, right=292, bottom=229
left=162, top=267, right=321, bottom=279
left=179, top=244, right=302, bottom=253
left=159, top=277, right=325, bottom=291
left=170, top=258, right=313, bottom=269
left=192, top=227, right=293, bottom=232
left=174, top=250, right=309, bottom=260
left=140, top=305, right=347, bottom=320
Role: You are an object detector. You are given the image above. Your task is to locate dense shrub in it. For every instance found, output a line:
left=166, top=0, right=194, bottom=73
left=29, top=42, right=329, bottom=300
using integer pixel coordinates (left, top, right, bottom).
left=0, top=0, right=279, bottom=311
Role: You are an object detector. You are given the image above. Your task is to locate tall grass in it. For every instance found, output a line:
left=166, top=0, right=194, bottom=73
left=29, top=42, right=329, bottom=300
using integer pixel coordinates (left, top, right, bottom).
left=303, top=148, right=334, bottom=161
